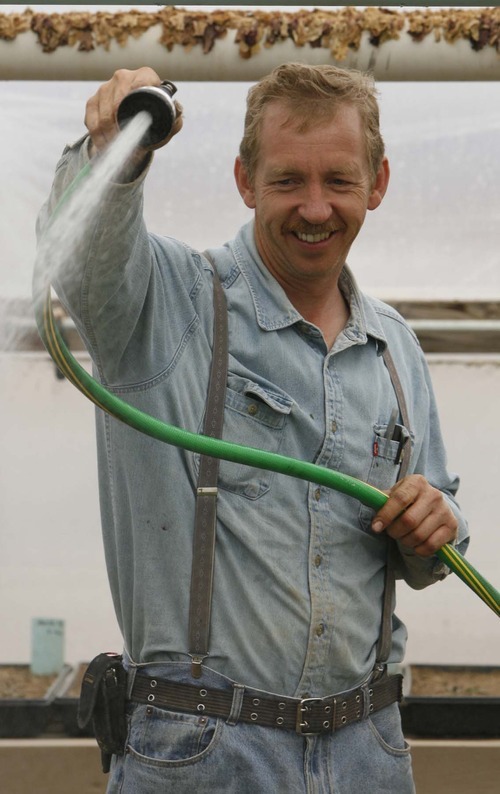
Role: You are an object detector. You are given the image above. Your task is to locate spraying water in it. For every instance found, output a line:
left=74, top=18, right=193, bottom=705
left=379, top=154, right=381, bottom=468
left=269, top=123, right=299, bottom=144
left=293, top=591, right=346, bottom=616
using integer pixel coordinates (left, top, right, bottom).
left=33, top=111, right=152, bottom=313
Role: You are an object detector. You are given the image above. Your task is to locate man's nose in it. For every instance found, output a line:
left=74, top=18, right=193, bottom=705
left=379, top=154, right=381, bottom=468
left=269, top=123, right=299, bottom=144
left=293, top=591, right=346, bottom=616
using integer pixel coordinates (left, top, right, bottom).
left=298, top=184, right=332, bottom=225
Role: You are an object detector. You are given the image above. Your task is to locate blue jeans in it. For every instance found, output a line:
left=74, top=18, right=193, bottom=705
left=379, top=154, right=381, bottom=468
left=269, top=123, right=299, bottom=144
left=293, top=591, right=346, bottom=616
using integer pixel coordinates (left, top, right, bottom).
left=106, top=662, right=415, bottom=794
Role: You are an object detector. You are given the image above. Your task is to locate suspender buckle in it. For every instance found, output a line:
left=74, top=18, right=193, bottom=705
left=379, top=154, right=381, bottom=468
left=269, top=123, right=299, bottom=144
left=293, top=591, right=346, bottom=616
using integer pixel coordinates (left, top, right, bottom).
left=189, top=654, right=208, bottom=679
left=196, top=487, right=218, bottom=496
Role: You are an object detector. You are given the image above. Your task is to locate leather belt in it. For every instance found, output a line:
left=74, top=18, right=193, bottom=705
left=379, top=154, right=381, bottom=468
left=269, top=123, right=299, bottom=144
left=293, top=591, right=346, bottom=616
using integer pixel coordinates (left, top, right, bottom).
left=130, top=673, right=402, bottom=736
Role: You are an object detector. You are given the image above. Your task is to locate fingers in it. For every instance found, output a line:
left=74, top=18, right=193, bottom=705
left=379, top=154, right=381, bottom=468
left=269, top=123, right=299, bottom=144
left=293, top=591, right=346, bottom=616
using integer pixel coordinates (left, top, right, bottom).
left=372, top=475, right=459, bottom=557
left=84, top=67, right=163, bottom=154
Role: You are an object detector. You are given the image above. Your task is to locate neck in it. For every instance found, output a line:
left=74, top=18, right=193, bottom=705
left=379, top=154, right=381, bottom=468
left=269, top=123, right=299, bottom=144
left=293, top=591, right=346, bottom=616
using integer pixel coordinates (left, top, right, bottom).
left=286, top=279, right=350, bottom=349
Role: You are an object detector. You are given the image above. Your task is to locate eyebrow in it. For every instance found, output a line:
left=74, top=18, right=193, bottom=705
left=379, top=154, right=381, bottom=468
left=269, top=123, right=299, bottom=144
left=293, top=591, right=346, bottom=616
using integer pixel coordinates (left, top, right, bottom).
left=267, top=163, right=363, bottom=180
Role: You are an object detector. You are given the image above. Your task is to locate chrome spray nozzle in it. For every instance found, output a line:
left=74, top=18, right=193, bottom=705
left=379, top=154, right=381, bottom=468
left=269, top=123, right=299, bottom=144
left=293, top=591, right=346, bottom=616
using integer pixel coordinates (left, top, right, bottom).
left=117, top=80, right=178, bottom=149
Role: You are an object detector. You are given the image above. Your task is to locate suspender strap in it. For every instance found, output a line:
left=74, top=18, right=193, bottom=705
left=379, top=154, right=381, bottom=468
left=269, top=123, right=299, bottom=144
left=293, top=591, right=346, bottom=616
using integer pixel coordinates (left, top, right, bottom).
left=188, top=262, right=228, bottom=678
left=382, top=347, right=412, bottom=480
left=375, top=346, right=413, bottom=667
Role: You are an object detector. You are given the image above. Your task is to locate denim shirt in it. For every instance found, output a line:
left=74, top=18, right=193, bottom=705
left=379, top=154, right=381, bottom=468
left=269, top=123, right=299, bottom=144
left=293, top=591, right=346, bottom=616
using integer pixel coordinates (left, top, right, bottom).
left=38, top=137, right=468, bottom=697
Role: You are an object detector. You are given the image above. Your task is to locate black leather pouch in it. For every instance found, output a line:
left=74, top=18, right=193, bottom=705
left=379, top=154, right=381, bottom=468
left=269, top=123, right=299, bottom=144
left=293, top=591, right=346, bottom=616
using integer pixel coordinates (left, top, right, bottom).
left=78, top=652, right=127, bottom=772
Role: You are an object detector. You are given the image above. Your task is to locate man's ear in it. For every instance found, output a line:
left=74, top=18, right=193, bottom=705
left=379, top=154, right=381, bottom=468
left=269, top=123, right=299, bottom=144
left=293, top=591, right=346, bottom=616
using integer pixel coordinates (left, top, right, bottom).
left=234, top=156, right=257, bottom=209
left=367, top=157, right=390, bottom=211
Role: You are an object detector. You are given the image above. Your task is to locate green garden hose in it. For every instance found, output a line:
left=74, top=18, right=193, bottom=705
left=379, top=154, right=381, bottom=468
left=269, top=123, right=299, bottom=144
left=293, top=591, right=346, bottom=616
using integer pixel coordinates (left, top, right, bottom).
left=34, top=163, right=500, bottom=619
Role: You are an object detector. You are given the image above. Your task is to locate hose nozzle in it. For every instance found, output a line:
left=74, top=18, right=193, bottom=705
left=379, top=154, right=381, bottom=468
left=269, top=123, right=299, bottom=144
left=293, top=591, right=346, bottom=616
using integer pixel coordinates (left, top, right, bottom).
left=117, top=80, right=178, bottom=149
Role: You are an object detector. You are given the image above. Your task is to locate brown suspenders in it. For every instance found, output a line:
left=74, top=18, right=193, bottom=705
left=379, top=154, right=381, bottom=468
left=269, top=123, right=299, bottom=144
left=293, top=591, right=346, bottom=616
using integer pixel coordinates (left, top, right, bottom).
left=376, top=348, right=412, bottom=668
left=188, top=262, right=412, bottom=678
left=188, top=264, right=228, bottom=678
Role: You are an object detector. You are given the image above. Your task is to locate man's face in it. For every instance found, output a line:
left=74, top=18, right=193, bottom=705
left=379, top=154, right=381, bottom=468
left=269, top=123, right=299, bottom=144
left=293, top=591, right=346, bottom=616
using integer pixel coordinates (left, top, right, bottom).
left=235, top=101, right=389, bottom=295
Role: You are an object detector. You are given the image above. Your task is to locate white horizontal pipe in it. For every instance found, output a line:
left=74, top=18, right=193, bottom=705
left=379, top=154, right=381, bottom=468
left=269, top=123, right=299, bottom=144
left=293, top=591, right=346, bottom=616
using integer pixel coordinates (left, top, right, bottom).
left=1, top=18, right=500, bottom=81
left=7, top=317, right=500, bottom=335
left=409, top=320, right=500, bottom=332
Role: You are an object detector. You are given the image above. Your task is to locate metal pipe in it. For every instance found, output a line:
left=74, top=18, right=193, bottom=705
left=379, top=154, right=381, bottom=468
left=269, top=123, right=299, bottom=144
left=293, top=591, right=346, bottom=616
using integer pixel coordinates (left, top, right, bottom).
left=410, top=320, right=500, bottom=332
left=5, top=312, right=500, bottom=354
left=1, top=8, right=500, bottom=81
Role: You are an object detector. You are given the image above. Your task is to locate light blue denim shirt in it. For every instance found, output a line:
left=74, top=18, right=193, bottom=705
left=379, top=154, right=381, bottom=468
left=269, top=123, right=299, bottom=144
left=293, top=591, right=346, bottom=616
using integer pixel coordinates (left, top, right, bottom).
left=38, top=138, right=468, bottom=697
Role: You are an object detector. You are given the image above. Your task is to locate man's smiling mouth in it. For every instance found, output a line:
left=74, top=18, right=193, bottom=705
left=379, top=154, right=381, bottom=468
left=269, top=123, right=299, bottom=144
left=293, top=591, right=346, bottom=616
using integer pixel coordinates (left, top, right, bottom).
left=294, top=230, right=336, bottom=243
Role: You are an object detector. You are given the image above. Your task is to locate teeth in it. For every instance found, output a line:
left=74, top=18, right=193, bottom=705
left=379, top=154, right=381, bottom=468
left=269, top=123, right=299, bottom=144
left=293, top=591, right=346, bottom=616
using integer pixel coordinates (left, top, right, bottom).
left=296, top=231, right=332, bottom=243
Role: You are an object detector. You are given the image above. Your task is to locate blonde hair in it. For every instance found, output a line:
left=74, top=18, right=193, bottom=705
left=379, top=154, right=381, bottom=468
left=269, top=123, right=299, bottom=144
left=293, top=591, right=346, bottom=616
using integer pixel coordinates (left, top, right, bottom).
left=239, top=62, right=385, bottom=184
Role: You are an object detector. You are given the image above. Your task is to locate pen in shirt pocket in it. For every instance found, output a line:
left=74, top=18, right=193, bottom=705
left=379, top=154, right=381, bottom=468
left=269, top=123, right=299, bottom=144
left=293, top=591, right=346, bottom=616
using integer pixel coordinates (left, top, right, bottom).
left=380, top=408, right=410, bottom=464
left=373, top=409, right=396, bottom=458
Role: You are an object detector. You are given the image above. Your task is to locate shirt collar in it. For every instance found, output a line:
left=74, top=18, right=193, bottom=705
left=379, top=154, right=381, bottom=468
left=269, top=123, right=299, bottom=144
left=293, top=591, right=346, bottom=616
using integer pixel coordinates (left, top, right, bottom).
left=231, top=221, right=302, bottom=331
left=232, top=220, right=388, bottom=351
left=338, top=267, right=388, bottom=353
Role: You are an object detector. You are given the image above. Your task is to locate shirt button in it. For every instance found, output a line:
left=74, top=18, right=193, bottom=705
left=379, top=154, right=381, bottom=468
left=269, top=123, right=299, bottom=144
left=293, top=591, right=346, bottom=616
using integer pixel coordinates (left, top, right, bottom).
left=315, top=623, right=325, bottom=637
left=314, top=555, right=322, bottom=567
left=314, top=488, right=321, bottom=501
left=247, top=404, right=258, bottom=416
left=331, top=420, right=337, bottom=433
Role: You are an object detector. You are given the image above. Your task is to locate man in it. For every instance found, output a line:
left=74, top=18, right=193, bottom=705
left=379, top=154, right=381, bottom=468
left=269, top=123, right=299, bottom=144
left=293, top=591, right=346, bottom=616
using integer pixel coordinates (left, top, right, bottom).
left=38, top=63, right=468, bottom=793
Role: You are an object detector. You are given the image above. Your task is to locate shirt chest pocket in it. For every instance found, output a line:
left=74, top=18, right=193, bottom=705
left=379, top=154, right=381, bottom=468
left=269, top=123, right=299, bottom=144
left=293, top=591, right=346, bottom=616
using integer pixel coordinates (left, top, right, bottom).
left=358, top=422, right=413, bottom=533
left=196, top=378, right=293, bottom=500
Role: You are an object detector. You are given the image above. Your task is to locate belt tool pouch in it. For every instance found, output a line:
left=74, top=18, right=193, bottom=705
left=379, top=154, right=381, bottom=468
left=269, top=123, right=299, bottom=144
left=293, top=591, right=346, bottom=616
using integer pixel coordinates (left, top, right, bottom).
left=77, top=653, right=127, bottom=773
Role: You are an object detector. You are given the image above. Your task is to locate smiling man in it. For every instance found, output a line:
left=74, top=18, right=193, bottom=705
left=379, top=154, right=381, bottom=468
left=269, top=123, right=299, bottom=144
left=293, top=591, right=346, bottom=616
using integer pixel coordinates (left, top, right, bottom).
left=38, top=63, right=468, bottom=793
left=235, top=97, right=390, bottom=348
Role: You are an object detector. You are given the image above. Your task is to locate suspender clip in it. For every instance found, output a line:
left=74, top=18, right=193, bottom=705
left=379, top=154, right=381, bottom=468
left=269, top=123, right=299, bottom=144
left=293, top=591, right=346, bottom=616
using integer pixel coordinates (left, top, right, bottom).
left=189, top=654, right=208, bottom=679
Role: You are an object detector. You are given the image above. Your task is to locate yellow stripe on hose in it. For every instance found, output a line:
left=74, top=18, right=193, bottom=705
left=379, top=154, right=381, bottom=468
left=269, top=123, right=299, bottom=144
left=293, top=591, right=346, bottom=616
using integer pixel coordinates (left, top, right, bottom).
left=43, top=291, right=109, bottom=414
left=439, top=545, right=499, bottom=615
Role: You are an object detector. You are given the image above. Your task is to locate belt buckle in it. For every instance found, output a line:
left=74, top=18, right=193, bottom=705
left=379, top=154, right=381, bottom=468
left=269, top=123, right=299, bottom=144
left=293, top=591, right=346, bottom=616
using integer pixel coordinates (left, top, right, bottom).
left=296, top=697, right=329, bottom=736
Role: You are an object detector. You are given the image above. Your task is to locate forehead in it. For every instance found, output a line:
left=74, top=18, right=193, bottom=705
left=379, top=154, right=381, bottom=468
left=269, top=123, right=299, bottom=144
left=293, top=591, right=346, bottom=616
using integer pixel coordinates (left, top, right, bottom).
left=256, top=101, right=368, bottom=171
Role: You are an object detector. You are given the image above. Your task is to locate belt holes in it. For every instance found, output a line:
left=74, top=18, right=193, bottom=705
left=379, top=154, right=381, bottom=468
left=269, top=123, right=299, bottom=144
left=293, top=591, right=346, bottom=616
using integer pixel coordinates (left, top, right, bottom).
left=252, top=698, right=260, bottom=706
left=324, top=705, right=331, bottom=714
left=323, top=721, right=330, bottom=729
left=147, top=694, right=155, bottom=702
left=250, top=712, right=258, bottom=721
left=369, top=689, right=373, bottom=697
left=355, top=694, right=361, bottom=703
left=150, top=680, right=157, bottom=688
left=356, top=710, right=361, bottom=719
left=199, top=689, right=207, bottom=697
left=197, top=703, right=206, bottom=713
left=341, top=715, right=347, bottom=724
left=278, top=702, right=286, bottom=711
left=276, top=716, right=284, bottom=726
left=341, top=701, right=347, bottom=710
left=369, top=704, right=374, bottom=713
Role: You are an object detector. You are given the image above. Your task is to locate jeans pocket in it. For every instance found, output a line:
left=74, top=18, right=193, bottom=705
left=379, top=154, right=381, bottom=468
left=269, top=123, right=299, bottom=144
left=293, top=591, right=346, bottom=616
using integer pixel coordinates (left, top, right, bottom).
left=126, top=705, right=222, bottom=767
left=368, top=704, right=411, bottom=757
